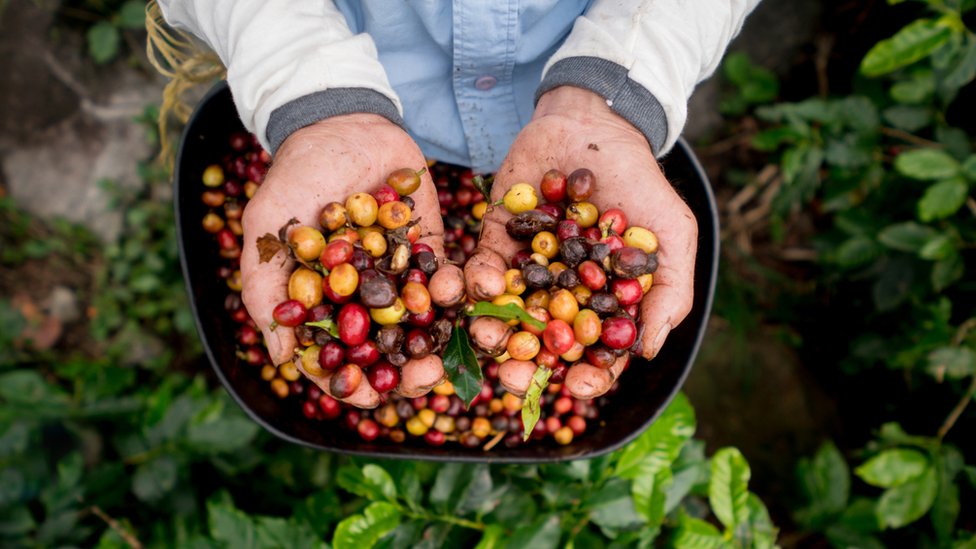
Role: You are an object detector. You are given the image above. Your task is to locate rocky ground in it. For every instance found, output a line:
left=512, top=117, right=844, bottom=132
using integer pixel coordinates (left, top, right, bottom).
left=0, top=0, right=828, bottom=502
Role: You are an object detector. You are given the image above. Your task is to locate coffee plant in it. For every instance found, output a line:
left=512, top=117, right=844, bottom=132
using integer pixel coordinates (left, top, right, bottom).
left=728, top=0, right=976, bottom=546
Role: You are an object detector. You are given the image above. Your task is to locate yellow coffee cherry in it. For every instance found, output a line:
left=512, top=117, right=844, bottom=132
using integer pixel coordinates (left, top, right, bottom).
left=567, top=202, right=599, bottom=228
left=202, top=164, right=224, bottom=187
left=548, top=289, right=579, bottom=323
left=370, top=298, right=406, bottom=325
left=560, top=340, right=585, bottom=362
left=301, top=345, right=323, bottom=376
left=573, top=309, right=602, bottom=346
left=531, top=231, right=559, bottom=259
left=638, top=273, right=654, bottom=294
left=504, top=269, right=527, bottom=295
left=345, top=192, right=379, bottom=227
left=507, top=331, right=541, bottom=361
left=417, top=408, right=436, bottom=428
left=472, top=201, right=488, bottom=220
left=502, top=392, right=523, bottom=412
left=524, top=289, right=550, bottom=309
left=623, top=226, right=659, bottom=254
left=502, top=183, right=538, bottom=214
left=289, top=268, right=324, bottom=309
left=492, top=294, right=525, bottom=326
left=279, top=361, right=301, bottom=382
left=406, top=416, right=428, bottom=436
left=288, top=226, right=326, bottom=261
left=433, top=380, right=455, bottom=396
left=361, top=231, right=388, bottom=258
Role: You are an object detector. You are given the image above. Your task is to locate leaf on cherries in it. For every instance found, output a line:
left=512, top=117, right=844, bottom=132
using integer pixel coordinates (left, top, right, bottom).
left=257, top=218, right=300, bottom=264
left=522, top=365, right=553, bottom=441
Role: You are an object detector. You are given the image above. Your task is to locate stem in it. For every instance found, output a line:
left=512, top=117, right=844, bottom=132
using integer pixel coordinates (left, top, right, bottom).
left=404, top=510, right=486, bottom=531
left=83, top=501, right=144, bottom=549
left=880, top=127, right=943, bottom=148
left=937, top=374, right=976, bottom=440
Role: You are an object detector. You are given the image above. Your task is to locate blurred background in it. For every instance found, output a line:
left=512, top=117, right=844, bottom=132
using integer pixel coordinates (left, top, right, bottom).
left=1, top=0, right=974, bottom=547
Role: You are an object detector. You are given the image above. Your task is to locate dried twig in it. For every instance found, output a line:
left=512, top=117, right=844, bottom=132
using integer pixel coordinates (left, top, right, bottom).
left=880, top=127, right=943, bottom=148
left=86, top=503, right=144, bottom=549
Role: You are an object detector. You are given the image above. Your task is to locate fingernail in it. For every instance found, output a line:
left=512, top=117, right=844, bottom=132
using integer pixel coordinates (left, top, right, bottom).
left=266, top=331, right=282, bottom=364
left=651, top=323, right=671, bottom=358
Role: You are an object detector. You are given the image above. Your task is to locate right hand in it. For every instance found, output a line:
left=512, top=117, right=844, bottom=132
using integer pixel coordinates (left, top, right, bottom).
left=240, top=114, right=445, bottom=408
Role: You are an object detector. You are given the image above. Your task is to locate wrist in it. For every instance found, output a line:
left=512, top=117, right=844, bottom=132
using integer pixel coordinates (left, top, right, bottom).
left=534, top=86, right=647, bottom=147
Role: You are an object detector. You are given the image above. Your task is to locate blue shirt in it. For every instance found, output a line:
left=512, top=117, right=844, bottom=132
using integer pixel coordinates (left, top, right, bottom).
left=333, top=1, right=592, bottom=173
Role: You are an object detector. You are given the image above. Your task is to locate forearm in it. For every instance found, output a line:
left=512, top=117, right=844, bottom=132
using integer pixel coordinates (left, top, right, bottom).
left=538, top=0, right=761, bottom=156
left=157, top=0, right=402, bottom=154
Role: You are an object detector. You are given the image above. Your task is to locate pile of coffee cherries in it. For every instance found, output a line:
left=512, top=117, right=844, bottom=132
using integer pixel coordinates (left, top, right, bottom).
left=200, top=134, right=616, bottom=448
left=472, top=168, right=658, bottom=400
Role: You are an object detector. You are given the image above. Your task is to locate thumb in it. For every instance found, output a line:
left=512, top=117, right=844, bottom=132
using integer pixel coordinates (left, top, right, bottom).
left=240, top=202, right=299, bottom=366
left=463, top=203, right=525, bottom=300
left=637, top=223, right=696, bottom=360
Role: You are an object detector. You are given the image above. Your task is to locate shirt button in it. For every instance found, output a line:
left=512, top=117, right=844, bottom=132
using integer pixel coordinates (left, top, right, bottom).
left=474, top=75, right=497, bottom=91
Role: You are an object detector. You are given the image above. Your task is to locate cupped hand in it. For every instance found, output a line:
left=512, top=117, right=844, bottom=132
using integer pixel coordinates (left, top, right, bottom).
left=465, top=86, right=698, bottom=400
left=240, top=114, right=445, bottom=408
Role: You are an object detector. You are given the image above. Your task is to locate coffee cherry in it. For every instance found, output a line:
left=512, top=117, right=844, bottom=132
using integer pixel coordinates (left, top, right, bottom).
left=358, top=418, right=380, bottom=441
left=554, top=426, right=574, bottom=445
left=272, top=300, right=307, bottom=327
left=202, top=164, right=224, bottom=187
left=522, top=263, right=554, bottom=289
left=367, top=361, right=401, bottom=393
left=202, top=212, right=225, bottom=233
left=531, top=231, right=559, bottom=259
left=358, top=270, right=397, bottom=309
left=566, top=168, right=595, bottom=201
left=611, top=247, right=651, bottom=279
left=585, top=345, right=617, bottom=369
left=598, top=208, right=628, bottom=235
left=376, top=325, right=405, bottom=354
left=540, top=169, right=568, bottom=202
left=623, top=226, right=659, bottom=254
left=321, top=240, right=354, bottom=269
left=507, top=331, right=541, bottom=361
left=424, top=430, right=446, bottom=446
left=542, top=319, right=575, bottom=355
left=345, top=193, right=379, bottom=227
left=318, top=341, right=345, bottom=370
left=548, top=289, right=579, bottom=323
left=288, top=268, right=324, bottom=309
left=373, top=184, right=400, bottom=206
left=361, top=231, right=388, bottom=258
left=337, top=303, right=370, bottom=345
left=387, top=167, right=423, bottom=196
left=601, top=317, right=637, bottom=350
left=330, top=363, right=363, bottom=399
left=503, top=183, right=539, bottom=214
left=319, top=202, right=348, bottom=231
left=405, top=329, right=434, bottom=359
left=587, top=292, right=617, bottom=316
left=611, top=278, right=643, bottom=306
left=401, top=281, right=432, bottom=314
left=327, top=263, right=360, bottom=297
left=347, top=340, right=380, bottom=366
left=301, top=344, right=324, bottom=375
left=288, top=226, right=326, bottom=261
left=377, top=201, right=412, bottom=230
left=370, top=298, right=406, bottom=326
left=573, top=309, right=602, bottom=346
left=577, top=260, right=607, bottom=290
left=566, top=202, right=599, bottom=228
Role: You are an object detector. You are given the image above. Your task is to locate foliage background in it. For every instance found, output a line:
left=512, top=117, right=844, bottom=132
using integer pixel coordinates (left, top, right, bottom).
left=1, top=0, right=975, bottom=547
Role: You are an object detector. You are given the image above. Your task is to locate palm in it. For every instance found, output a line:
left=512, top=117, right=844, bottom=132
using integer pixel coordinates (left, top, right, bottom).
left=240, top=114, right=443, bottom=407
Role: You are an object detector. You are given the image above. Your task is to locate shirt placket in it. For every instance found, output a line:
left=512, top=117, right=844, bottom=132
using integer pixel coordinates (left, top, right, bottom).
left=452, top=0, right=521, bottom=173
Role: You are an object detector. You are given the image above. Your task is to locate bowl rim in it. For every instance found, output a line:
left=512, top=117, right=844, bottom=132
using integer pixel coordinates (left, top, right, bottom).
left=175, top=81, right=719, bottom=462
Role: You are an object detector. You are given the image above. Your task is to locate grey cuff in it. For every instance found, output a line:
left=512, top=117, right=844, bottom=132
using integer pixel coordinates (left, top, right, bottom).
left=536, top=57, right=668, bottom=155
left=266, top=88, right=404, bottom=155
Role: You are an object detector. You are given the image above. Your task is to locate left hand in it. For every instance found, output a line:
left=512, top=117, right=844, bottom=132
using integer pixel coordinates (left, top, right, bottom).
left=465, top=86, right=698, bottom=399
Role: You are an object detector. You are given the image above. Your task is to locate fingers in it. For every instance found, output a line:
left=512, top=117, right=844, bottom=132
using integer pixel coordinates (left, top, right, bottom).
left=637, top=207, right=697, bottom=360
left=397, top=355, right=446, bottom=398
left=498, top=359, right=537, bottom=397
left=295, top=365, right=382, bottom=409
left=564, top=354, right=629, bottom=400
left=464, top=247, right=508, bottom=301
left=240, top=198, right=299, bottom=365
left=408, top=169, right=447, bottom=259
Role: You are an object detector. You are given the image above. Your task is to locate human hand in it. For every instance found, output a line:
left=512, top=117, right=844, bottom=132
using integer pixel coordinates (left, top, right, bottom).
left=465, top=86, right=697, bottom=399
left=240, top=114, right=445, bottom=408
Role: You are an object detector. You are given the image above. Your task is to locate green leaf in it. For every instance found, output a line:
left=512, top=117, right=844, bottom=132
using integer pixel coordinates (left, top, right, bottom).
left=927, top=346, right=976, bottom=379
left=795, top=441, right=850, bottom=527
left=890, top=71, right=935, bottom=104
left=918, top=178, right=969, bottom=221
left=856, top=448, right=929, bottom=488
left=256, top=517, right=323, bottom=549
left=931, top=448, right=962, bottom=543
left=743, top=494, right=778, bottom=549
left=878, top=222, right=938, bottom=252
left=506, top=513, right=561, bottom=549
left=0, top=505, right=35, bottom=536
left=469, top=524, right=504, bottom=549
left=876, top=465, right=937, bottom=529
left=118, top=0, right=147, bottom=29
left=615, top=392, right=695, bottom=479
left=942, top=36, right=976, bottom=92
left=673, top=512, right=725, bottom=549
left=919, top=234, right=956, bottom=260
left=883, top=105, right=931, bottom=132
left=336, top=464, right=396, bottom=502
left=441, top=322, right=483, bottom=407
left=429, top=463, right=492, bottom=514
left=632, top=466, right=672, bottom=527
left=861, top=18, right=953, bottom=77
left=305, top=319, right=339, bottom=338
left=464, top=302, right=545, bottom=331
left=750, top=127, right=805, bottom=152
left=932, top=251, right=964, bottom=291
left=0, top=370, right=69, bottom=405
left=132, top=456, right=178, bottom=502
left=963, top=155, right=976, bottom=181
left=895, top=149, right=961, bottom=180
left=834, top=236, right=880, bottom=268
left=208, top=499, right=258, bottom=549
left=332, top=502, right=401, bottom=549
left=521, top=365, right=552, bottom=441
left=588, top=478, right=644, bottom=534
left=709, top=447, right=751, bottom=530
left=723, top=52, right=779, bottom=105
left=87, top=22, right=120, bottom=64
left=187, top=415, right=260, bottom=453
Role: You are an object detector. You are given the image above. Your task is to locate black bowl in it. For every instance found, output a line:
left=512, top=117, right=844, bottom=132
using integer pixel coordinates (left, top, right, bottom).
left=175, top=83, right=718, bottom=462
